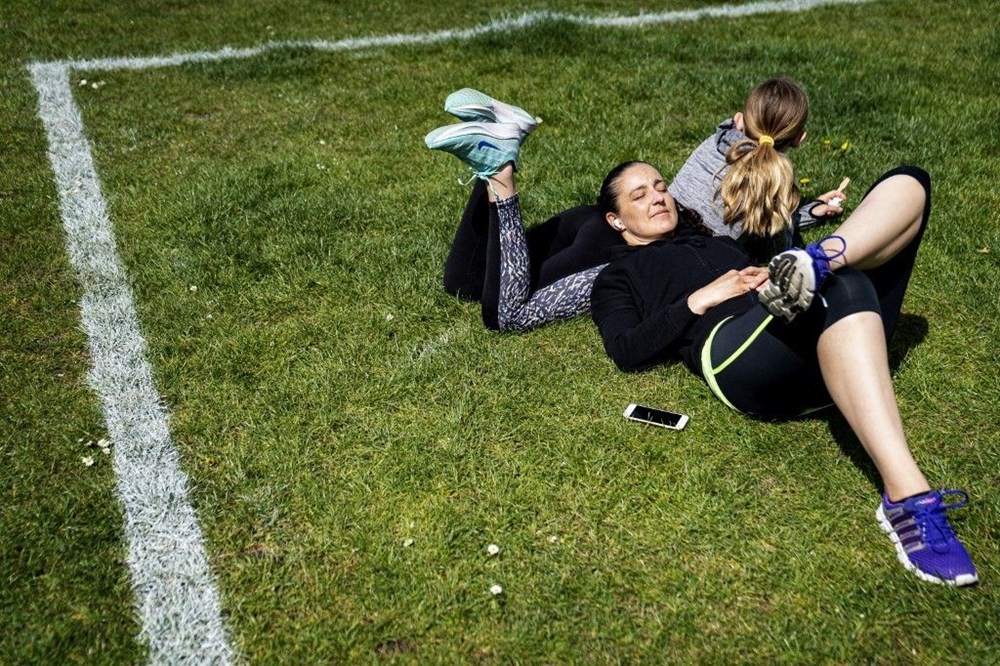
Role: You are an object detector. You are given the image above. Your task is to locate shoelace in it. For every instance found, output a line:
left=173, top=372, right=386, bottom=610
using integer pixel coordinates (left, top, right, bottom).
left=805, top=234, right=847, bottom=281
left=910, top=489, right=969, bottom=552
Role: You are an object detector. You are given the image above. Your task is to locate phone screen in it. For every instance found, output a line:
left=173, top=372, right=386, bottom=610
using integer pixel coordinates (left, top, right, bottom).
left=625, top=404, right=688, bottom=430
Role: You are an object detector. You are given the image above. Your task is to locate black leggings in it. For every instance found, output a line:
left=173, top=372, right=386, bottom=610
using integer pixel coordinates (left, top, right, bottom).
left=442, top=180, right=621, bottom=330
left=701, top=166, right=931, bottom=418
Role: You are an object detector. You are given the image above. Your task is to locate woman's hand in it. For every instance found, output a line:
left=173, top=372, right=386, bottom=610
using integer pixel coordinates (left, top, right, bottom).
left=810, top=188, right=849, bottom=217
left=740, top=265, right=769, bottom=291
left=687, top=267, right=767, bottom=315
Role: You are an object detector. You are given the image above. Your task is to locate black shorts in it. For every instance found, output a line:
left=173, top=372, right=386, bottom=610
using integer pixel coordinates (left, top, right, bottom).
left=699, top=165, right=931, bottom=418
left=701, top=269, right=880, bottom=418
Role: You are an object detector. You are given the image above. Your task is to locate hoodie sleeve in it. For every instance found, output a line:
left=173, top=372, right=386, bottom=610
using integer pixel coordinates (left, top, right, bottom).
left=590, top=261, right=700, bottom=372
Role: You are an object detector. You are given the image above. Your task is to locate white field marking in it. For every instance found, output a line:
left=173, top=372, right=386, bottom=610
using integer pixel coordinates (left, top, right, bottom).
left=28, top=0, right=878, bottom=662
left=47, top=0, right=875, bottom=72
left=29, top=61, right=234, bottom=666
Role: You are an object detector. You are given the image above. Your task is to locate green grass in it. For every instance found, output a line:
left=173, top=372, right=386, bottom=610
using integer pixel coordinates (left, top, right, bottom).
left=3, top=0, right=1000, bottom=663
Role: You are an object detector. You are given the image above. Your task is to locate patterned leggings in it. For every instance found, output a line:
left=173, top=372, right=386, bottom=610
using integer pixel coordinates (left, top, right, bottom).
left=442, top=181, right=619, bottom=331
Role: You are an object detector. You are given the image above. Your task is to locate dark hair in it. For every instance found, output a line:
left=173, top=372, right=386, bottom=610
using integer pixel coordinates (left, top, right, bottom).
left=596, top=161, right=642, bottom=216
left=597, top=160, right=711, bottom=237
left=675, top=201, right=711, bottom=236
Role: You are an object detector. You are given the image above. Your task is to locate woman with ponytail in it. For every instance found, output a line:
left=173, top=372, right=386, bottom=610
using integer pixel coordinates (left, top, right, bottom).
left=720, top=77, right=809, bottom=239
left=423, top=79, right=842, bottom=332
left=669, top=77, right=846, bottom=261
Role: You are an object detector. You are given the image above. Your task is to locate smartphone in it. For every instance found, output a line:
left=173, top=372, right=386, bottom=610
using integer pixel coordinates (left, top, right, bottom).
left=623, top=403, right=689, bottom=430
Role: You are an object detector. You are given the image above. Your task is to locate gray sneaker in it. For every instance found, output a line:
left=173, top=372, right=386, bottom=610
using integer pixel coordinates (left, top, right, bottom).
left=759, top=235, right=845, bottom=322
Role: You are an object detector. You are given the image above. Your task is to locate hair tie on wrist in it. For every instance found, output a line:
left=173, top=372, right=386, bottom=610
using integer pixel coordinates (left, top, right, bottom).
left=758, top=135, right=775, bottom=147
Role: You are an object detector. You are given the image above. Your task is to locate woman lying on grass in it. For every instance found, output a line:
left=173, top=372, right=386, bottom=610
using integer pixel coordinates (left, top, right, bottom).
left=425, top=88, right=678, bottom=332
left=423, top=79, right=846, bottom=332
left=589, top=159, right=978, bottom=587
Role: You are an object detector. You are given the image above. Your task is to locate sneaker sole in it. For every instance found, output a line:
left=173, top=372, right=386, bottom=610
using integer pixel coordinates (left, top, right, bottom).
left=875, top=504, right=978, bottom=586
left=760, top=250, right=817, bottom=322
left=424, top=121, right=522, bottom=150
left=444, top=89, right=538, bottom=137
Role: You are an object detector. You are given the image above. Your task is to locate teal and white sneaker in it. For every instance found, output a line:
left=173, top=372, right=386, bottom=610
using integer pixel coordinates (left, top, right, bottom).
left=444, top=88, right=539, bottom=140
left=424, top=121, right=521, bottom=180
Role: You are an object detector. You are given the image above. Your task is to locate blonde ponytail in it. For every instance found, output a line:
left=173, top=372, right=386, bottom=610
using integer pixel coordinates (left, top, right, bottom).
left=718, top=77, right=809, bottom=239
left=720, top=139, right=799, bottom=237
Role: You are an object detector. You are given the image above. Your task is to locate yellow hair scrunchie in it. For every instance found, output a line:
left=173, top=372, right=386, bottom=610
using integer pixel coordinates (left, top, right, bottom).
left=758, top=135, right=775, bottom=147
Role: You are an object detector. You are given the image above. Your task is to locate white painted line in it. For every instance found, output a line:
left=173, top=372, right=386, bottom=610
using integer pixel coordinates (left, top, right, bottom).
left=49, top=0, right=875, bottom=72
left=29, top=62, right=234, bottom=665
left=28, top=0, right=878, bottom=662
left=409, top=324, right=469, bottom=364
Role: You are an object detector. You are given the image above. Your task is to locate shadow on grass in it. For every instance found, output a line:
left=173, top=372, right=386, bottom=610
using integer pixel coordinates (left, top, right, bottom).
left=887, top=313, right=929, bottom=375
left=815, top=313, right=929, bottom=493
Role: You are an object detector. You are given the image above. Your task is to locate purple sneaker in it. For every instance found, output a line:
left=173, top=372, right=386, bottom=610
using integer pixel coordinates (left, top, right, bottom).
left=876, top=489, right=978, bottom=586
left=759, top=234, right=846, bottom=322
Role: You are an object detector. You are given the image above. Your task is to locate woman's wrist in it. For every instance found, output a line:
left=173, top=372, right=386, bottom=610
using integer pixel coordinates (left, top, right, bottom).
left=686, top=292, right=708, bottom=315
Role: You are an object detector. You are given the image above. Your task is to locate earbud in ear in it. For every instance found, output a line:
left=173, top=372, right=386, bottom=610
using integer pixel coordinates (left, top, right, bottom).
left=615, top=219, right=625, bottom=231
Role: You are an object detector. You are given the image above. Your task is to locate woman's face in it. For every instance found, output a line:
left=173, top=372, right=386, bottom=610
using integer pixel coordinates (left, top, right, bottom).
left=607, top=163, right=678, bottom=246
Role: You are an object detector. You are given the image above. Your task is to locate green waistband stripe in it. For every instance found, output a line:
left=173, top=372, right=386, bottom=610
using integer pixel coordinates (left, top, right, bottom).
left=700, top=317, right=738, bottom=411
left=714, top=313, right=774, bottom=374
left=700, top=313, right=774, bottom=412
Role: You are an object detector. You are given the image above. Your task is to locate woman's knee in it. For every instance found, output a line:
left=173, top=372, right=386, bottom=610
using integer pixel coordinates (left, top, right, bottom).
left=819, top=269, right=880, bottom=321
left=872, top=166, right=931, bottom=222
left=873, top=165, right=930, bottom=195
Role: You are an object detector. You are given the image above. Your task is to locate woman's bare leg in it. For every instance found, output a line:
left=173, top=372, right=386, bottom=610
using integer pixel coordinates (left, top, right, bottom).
left=486, top=163, right=517, bottom=201
left=817, top=310, right=930, bottom=501
left=819, top=174, right=926, bottom=271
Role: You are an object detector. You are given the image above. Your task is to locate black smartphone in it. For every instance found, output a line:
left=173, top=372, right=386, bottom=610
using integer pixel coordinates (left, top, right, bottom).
left=623, top=403, right=689, bottom=430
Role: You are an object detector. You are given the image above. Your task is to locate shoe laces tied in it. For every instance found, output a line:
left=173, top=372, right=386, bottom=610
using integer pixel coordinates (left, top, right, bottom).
left=911, top=489, right=969, bottom=553
left=806, top=234, right=847, bottom=280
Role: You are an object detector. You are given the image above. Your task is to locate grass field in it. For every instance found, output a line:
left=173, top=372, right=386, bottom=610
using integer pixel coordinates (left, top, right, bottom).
left=3, top=0, right=1000, bottom=663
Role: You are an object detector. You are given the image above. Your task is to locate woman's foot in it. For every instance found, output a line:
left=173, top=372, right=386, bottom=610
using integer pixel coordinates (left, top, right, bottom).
left=444, top=88, right=539, bottom=140
left=759, top=235, right=845, bottom=322
left=876, top=489, right=978, bottom=586
left=425, top=121, right=522, bottom=180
